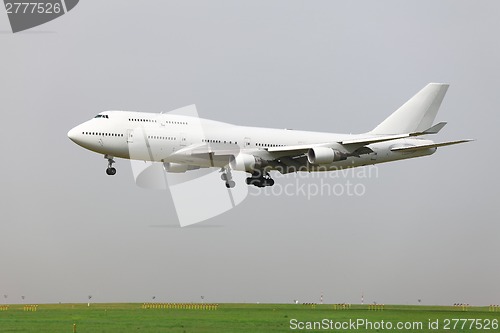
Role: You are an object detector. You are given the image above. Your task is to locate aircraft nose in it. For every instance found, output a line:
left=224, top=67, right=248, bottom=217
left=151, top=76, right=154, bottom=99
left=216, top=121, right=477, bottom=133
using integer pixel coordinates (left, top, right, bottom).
left=67, top=126, right=81, bottom=144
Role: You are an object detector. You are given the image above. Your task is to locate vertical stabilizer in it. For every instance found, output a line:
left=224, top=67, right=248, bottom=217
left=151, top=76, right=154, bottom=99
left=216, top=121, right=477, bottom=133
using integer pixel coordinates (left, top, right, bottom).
left=370, top=83, right=449, bottom=135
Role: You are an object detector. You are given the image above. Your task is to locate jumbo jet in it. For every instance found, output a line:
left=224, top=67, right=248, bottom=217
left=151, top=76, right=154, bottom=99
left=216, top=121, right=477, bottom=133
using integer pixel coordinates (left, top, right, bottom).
left=68, top=83, right=471, bottom=188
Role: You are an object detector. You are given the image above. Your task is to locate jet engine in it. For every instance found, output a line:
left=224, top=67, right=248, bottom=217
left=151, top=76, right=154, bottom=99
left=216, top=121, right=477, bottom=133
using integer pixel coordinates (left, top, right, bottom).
left=307, top=147, right=346, bottom=165
left=230, top=154, right=263, bottom=172
left=163, top=162, right=200, bottom=173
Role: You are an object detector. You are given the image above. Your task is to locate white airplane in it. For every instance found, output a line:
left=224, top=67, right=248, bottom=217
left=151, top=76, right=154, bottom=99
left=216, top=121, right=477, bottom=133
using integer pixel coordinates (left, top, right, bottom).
left=68, top=83, right=471, bottom=188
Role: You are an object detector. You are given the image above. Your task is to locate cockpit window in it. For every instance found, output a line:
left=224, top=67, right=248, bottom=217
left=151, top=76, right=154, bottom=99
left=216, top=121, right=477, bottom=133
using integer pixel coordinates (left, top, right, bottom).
left=94, top=115, right=109, bottom=119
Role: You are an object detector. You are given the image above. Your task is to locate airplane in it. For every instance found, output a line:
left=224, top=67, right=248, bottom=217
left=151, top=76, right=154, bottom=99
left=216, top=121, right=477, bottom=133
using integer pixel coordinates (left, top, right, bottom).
left=68, top=83, right=471, bottom=188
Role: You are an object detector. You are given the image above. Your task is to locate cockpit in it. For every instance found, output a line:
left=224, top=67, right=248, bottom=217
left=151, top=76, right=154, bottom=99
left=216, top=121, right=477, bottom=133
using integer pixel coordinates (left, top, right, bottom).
left=94, top=114, right=109, bottom=119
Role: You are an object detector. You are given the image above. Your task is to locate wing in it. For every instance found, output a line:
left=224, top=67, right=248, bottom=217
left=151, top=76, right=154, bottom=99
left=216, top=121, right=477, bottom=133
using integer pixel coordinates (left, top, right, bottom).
left=182, top=143, right=241, bottom=156
left=390, top=139, right=473, bottom=152
left=171, top=143, right=239, bottom=167
left=339, top=122, right=448, bottom=145
left=171, top=123, right=469, bottom=172
left=265, top=122, right=449, bottom=155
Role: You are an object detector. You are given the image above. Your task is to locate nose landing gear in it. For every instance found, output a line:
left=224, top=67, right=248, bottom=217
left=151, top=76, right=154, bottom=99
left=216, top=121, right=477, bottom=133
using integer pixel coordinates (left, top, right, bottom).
left=220, top=168, right=235, bottom=188
left=105, top=155, right=116, bottom=175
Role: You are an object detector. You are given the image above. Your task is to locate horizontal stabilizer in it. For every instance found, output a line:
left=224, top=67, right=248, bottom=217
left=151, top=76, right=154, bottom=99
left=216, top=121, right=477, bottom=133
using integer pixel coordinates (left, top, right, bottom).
left=390, top=139, right=473, bottom=152
left=419, top=122, right=447, bottom=134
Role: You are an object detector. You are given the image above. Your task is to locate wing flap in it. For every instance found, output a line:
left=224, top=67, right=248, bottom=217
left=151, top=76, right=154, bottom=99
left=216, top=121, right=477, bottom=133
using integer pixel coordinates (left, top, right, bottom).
left=390, top=139, right=473, bottom=152
left=341, top=133, right=410, bottom=145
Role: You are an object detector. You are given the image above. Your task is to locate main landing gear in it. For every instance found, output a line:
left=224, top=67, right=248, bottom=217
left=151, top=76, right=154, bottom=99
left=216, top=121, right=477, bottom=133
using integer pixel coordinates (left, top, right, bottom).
left=220, top=168, right=235, bottom=188
left=220, top=169, right=275, bottom=188
left=105, top=155, right=116, bottom=175
left=246, top=171, right=275, bottom=188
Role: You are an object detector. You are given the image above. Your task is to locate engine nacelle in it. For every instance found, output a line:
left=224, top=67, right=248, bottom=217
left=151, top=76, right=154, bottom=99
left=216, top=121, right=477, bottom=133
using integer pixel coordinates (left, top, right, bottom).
left=163, top=162, right=189, bottom=173
left=230, top=154, right=262, bottom=172
left=307, top=147, right=345, bottom=165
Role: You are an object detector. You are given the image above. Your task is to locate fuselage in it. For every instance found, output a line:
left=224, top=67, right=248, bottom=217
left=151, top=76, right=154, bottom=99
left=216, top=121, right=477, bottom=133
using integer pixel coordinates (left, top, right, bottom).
left=68, top=110, right=436, bottom=173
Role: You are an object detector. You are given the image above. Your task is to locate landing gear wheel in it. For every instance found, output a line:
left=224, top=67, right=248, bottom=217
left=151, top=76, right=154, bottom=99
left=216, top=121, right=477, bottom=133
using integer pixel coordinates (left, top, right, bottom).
left=104, top=155, right=116, bottom=176
left=106, top=167, right=116, bottom=175
left=246, top=177, right=261, bottom=186
left=246, top=172, right=274, bottom=187
left=220, top=167, right=235, bottom=187
left=265, top=178, right=275, bottom=186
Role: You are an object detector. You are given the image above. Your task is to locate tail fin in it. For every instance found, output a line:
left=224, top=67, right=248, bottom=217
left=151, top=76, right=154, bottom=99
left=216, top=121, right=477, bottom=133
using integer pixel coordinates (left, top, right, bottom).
left=370, top=83, right=449, bottom=135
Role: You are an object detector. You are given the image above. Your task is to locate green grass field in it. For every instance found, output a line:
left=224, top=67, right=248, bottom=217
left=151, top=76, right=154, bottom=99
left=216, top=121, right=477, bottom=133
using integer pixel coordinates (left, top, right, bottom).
left=0, top=303, right=499, bottom=333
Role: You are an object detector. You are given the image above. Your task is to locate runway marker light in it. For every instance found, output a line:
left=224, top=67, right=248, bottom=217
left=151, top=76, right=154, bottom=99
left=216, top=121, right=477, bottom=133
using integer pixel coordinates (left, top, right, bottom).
left=23, top=305, right=38, bottom=312
left=368, top=303, right=384, bottom=311
left=453, top=303, right=470, bottom=311
left=141, top=303, right=219, bottom=311
left=302, top=303, right=316, bottom=309
left=333, top=303, right=351, bottom=310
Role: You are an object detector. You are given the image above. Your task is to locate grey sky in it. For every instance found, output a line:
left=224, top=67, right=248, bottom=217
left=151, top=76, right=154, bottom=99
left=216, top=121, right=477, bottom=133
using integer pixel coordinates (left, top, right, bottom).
left=0, top=1, right=498, bottom=305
